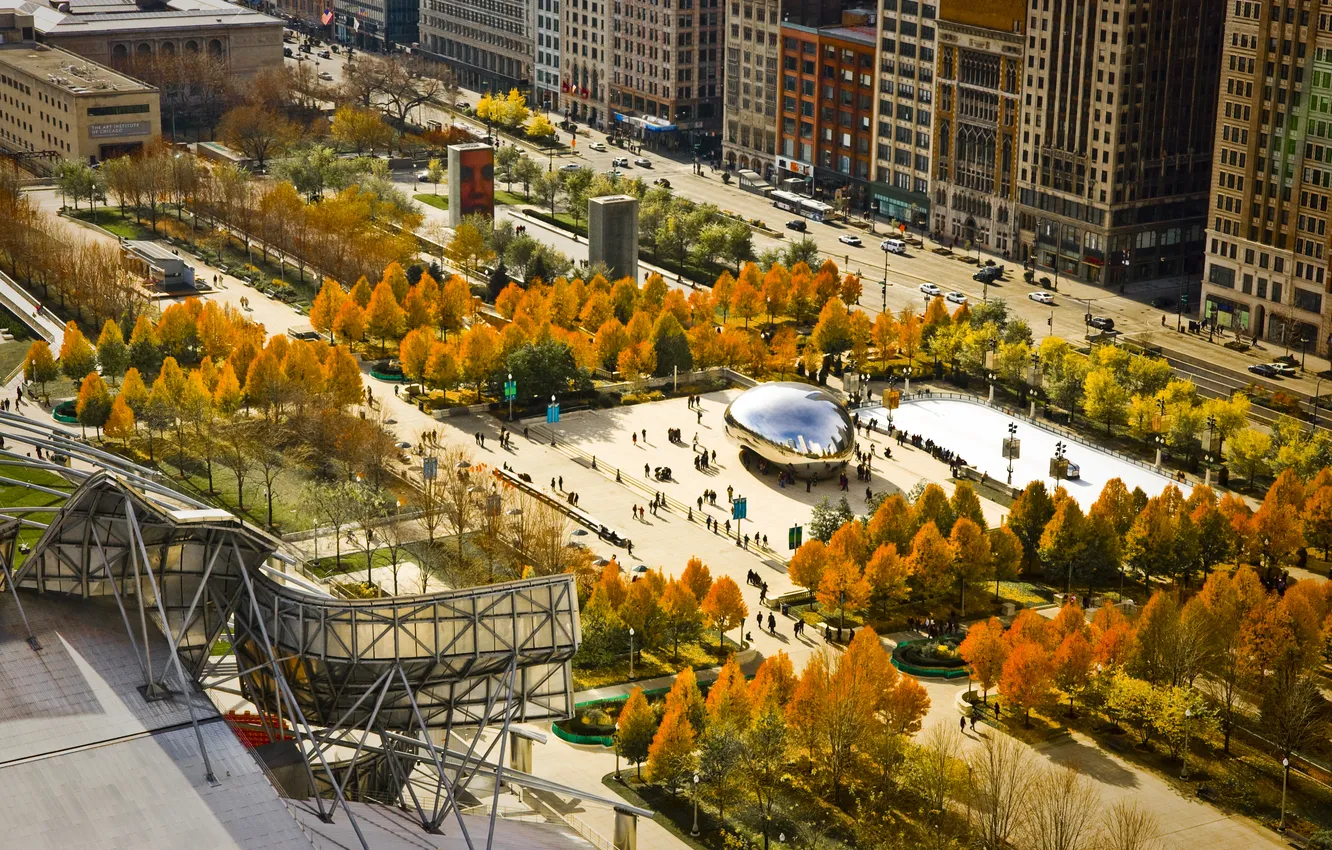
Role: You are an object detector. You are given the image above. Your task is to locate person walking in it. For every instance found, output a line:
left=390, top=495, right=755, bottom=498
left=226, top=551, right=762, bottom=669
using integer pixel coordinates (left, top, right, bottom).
left=960, top=716, right=967, bottom=734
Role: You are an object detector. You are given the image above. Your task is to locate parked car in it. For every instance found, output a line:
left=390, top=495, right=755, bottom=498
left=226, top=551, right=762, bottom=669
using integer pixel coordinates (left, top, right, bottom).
left=945, top=291, right=967, bottom=304
left=919, top=283, right=943, bottom=297
left=838, top=234, right=863, bottom=246
left=1029, top=291, right=1055, bottom=305
left=634, top=157, right=652, bottom=167
left=786, top=219, right=808, bottom=232
left=612, top=157, right=629, bottom=167
left=589, top=141, right=607, bottom=151
left=318, top=50, right=331, bottom=59
left=416, top=171, right=431, bottom=182
left=1088, top=316, right=1115, bottom=331
left=973, top=266, right=1002, bottom=282
left=604, top=169, right=622, bottom=178
left=881, top=238, right=906, bottom=254
left=1248, top=363, right=1279, bottom=378
left=318, top=71, right=333, bottom=81
left=559, top=163, right=582, bottom=173
left=1270, top=361, right=1298, bottom=377
left=653, top=178, right=671, bottom=188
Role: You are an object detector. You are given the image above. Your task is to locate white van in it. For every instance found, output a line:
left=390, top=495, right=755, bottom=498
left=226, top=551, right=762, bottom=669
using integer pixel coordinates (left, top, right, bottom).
left=881, top=238, right=906, bottom=254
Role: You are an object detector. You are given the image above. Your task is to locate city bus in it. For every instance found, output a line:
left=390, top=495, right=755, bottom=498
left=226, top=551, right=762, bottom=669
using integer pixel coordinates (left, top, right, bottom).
left=770, top=190, right=836, bottom=222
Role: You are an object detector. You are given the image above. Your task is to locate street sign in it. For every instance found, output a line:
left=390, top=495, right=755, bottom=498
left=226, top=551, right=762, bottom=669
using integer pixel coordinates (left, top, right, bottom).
left=788, top=525, right=803, bottom=551
left=423, top=456, right=438, bottom=480
left=504, top=379, right=517, bottom=401
left=1001, top=438, right=1021, bottom=460
left=731, top=496, right=747, bottom=520
left=887, top=390, right=901, bottom=410
left=1049, top=456, right=1069, bottom=478
left=546, top=402, right=560, bottom=424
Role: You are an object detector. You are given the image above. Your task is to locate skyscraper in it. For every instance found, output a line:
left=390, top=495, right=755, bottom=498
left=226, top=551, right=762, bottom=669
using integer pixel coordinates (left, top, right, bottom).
left=418, top=0, right=531, bottom=95
left=1200, top=2, right=1332, bottom=352
left=870, top=0, right=938, bottom=226
left=930, top=0, right=1024, bottom=257
left=562, top=0, right=609, bottom=128
left=1016, top=0, right=1221, bottom=288
left=721, top=0, right=781, bottom=179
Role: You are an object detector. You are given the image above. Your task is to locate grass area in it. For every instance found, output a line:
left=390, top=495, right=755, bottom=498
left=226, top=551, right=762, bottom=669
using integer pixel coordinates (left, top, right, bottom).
left=495, top=189, right=528, bottom=206
left=68, top=207, right=157, bottom=241
left=415, top=189, right=528, bottom=211
left=0, top=340, right=31, bottom=381
left=415, top=193, right=447, bottom=211
left=0, top=463, right=72, bottom=567
left=572, top=638, right=739, bottom=692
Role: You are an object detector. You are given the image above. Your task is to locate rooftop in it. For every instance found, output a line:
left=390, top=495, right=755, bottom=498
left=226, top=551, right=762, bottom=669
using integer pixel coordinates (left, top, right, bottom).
left=0, top=41, right=154, bottom=93
left=11, top=0, right=280, bottom=35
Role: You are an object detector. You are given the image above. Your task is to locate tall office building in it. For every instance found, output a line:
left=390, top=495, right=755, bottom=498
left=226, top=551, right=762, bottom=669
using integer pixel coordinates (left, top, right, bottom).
left=721, top=0, right=780, bottom=178
left=418, top=0, right=531, bottom=95
left=562, top=0, right=609, bottom=128
left=775, top=12, right=878, bottom=207
left=930, top=0, right=1024, bottom=256
left=337, top=0, right=418, bottom=50
left=1016, top=0, right=1221, bottom=287
left=1200, top=2, right=1332, bottom=351
left=870, top=0, right=937, bottom=226
left=610, top=0, right=724, bottom=152
left=535, top=0, right=561, bottom=113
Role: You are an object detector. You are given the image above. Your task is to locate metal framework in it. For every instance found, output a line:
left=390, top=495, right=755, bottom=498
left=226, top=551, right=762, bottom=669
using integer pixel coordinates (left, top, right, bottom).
left=0, top=412, right=604, bottom=850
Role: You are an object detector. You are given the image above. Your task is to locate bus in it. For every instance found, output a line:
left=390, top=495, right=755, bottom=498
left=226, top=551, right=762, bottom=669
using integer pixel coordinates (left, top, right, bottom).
left=770, top=190, right=836, bottom=222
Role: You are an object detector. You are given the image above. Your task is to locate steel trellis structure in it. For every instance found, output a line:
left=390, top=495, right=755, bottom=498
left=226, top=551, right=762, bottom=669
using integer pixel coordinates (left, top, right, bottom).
left=0, top=414, right=593, bottom=850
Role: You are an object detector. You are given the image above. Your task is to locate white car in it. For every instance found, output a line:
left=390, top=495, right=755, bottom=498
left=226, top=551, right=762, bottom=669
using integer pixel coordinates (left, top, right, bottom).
left=634, top=157, right=652, bottom=167
left=559, top=163, right=582, bottom=173
left=838, top=235, right=863, bottom=246
left=881, top=238, right=906, bottom=254
left=318, top=71, right=333, bottom=81
left=1029, top=291, right=1055, bottom=305
left=612, top=157, right=629, bottom=167
left=589, top=141, right=607, bottom=151
left=919, top=283, right=943, bottom=297
left=945, top=291, right=967, bottom=304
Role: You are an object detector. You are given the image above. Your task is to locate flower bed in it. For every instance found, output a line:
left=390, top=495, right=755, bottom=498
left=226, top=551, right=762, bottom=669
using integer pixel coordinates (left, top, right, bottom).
left=891, top=638, right=970, bottom=679
left=52, top=400, right=78, bottom=424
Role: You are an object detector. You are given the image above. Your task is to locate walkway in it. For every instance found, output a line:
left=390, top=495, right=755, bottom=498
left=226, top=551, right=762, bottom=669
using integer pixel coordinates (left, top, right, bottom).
left=0, top=268, right=63, bottom=351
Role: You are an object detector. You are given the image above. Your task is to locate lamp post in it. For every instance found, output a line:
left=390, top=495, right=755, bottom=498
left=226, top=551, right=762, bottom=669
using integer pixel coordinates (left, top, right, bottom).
left=881, top=242, right=891, bottom=310
left=628, top=627, right=635, bottom=680
left=691, top=773, right=701, bottom=836
left=1006, top=422, right=1017, bottom=486
left=1181, top=707, right=1192, bottom=779
left=1280, top=757, right=1290, bottom=830
left=987, top=370, right=996, bottom=404
left=904, top=365, right=913, bottom=395
left=613, top=731, right=621, bottom=780
left=1314, top=374, right=1325, bottom=429
left=1155, top=398, right=1166, bottom=467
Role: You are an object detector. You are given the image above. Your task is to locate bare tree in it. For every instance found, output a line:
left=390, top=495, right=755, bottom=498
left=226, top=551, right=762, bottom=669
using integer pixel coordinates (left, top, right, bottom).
left=245, top=420, right=308, bottom=528
left=1260, top=664, right=1329, bottom=766
left=1097, top=801, right=1160, bottom=850
left=350, top=483, right=390, bottom=587
left=301, top=479, right=360, bottom=572
left=1020, top=766, right=1100, bottom=850
left=910, top=722, right=964, bottom=850
left=378, top=513, right=414, bottom=596
left=437, top=445, right=479, bottom=573
left=966, top=733, right=1034, bottom=850
left=523, top=498, right=575, bottom=577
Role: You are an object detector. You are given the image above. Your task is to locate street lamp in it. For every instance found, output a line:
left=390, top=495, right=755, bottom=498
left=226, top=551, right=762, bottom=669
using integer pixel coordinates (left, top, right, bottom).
left=613, top=730, right=621, bottom=780
left=691, top=773, right=701, bottom=836
left=628, top=627, right=635, bottom=680
left=1005, top=422, right=1017, bottom=486
left=1314, top=374, right=1325, bottom=429
left=1181, top=707, right=1192, bottom=779
left=1280, top=757, right=1290, bottom=830
left=987, top=371, right=996, bottom=404
left=904, top=365, right=914, bottom=395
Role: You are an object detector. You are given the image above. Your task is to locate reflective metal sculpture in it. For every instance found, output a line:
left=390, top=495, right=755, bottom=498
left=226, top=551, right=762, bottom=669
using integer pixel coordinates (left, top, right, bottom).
left=723, top=382, right=854, bottom=468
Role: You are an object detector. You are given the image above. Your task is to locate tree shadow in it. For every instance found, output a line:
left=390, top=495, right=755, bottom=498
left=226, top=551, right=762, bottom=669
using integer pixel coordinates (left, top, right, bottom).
left=1039, top=736, right=1140, bottom=788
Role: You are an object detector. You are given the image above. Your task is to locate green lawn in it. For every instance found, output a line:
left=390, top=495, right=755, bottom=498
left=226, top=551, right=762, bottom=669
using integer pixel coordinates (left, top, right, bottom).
left=0, top=463, right=73, bottom=568
left=416, top=189, right=530, bottom=212
left=0, top=340, right=30, bottom=382
left=68, top=207, right=157, bottom=241
left=415, top=193, right=447, bottom=211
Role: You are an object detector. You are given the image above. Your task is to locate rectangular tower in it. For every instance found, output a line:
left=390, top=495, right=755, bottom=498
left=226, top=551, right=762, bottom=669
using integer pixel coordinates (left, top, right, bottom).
left=588, top=195, right=640, bottom=282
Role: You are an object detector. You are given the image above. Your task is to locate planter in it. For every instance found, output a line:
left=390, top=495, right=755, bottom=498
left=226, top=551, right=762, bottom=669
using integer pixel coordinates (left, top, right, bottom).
left=892, top=638, right=970, bottom=679
left=52, top=400, right=78, bottom=424
left=552, top=719, right=614, bottom=747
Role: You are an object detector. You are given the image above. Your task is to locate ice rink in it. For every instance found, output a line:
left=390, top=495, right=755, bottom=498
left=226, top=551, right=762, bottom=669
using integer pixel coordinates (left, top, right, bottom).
left=859, top=397, right=1190, bottom=508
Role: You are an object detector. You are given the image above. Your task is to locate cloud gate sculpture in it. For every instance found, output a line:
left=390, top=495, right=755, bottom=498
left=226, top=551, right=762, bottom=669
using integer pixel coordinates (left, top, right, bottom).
left=723, top=382, right=854, bottom=469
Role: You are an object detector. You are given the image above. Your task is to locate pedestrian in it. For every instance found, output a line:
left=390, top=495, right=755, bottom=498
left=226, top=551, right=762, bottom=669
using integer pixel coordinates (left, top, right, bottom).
left=759, top=585, right=767, bottom=603
left=969, top=713, right=977, bottom=732
left=641, top=428, right=647, bottom=442
left=767, top=612, right=776, bottom=633
left=645, top=463, right=650, bottom=478
left=632, top=433, right=637, bottom=446
left=558, top=476, right=563, bottom=490
left=756, top=613, right=763, bottom=631
left=960, top=716, right=966, bottom=733
left=551, top=478, right=556, bottom=490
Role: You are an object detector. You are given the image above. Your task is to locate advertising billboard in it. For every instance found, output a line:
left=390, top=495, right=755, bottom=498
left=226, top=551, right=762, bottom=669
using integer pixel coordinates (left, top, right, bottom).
left=447, top=143, right=494, bottom=226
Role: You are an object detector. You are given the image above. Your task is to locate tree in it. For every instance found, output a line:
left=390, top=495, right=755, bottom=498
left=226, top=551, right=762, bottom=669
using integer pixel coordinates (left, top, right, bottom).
left=1021, top=765, right=1101, bottom=850
left=1000, top=640, right=1054, bottom=726
left=705, top=656, right=753, bottom=730
left=95, top=320, right=128, bottom=383
left=966, top=732, right=1034, bottom=850
left=1084, top=367, right=1130, bottom=433
left=128, top=315, right=161, bottom=374
left=616, top=687, right=657, bottom=779
left=1009, top=481, right=1055, bottom=567
left=698, top=724, right=746, bottom=823
left=816, top=557, right=871, bottom=631
left=513, top=156, right=542, bottom=200
left=331, top=104, right=393, bottom=153
left=310, top=279, right=347, bottom=338
left=1194, top=565, right=1264, bottom=751
left=364, top=280, right=406, bottom=354
left=526, top=113, right=557, bottom=140
left=742, top=707, right=788, bottom=849
left=75, top=371, right=112, bottom=438
left=1225, top=427, right=1272, bottom=484
left=59, top=322, right=97, bottom=383
left=660, top=578, right=703, bottom=659
left=959, top=617, right=1008, bottom=701
left=811, top=297, right=853, bottom=354
left=949, top=517, right=991, bottom=615
left=1260, top=664, right=1328, bottom=769
left=681, top=557, right=713, bottom=603
left=22, top=341, right=58, bottom=402
left=730, top=277, right=762, bottom=329
left=426, top=157, right=446, bottom=193
left=1098, top=801, right=1161, bottom=850
left=1039, top=497, right=1089, bottom=595
left=447, top=215, right=495, bottom=281
left=646, top=705, right=696, bottom=795
left=533, top=170, right=564, bottom=217
left=908, top=522, right=954, bottom=599
left=1052, top=630, right=1095, bottom=716
left=218, top=104, right=296, bottom=168
left=104, top=394, right=135, bottom=445
left=701, top=576, right=747, bottom=648
left=333, top=300, right=366, bottom=346
left=809, top=495, right=855, bottom=542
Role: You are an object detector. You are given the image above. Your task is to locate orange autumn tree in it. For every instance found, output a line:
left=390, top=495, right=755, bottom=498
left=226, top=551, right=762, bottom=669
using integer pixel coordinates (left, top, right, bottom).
left=701, top=576, right=748, bottom=648
left=705, top=656, right=753, bottom=730
left=816, top=557, right=871, bottom=631
left=1000, top=640, right=1054, bottom=727
left=616, top=687, right=658, bottom=779
left=789, top=539, right=829, bottom=592
left=681, top=556, right=713, bottom=603
left=959, top=617, right=1008, bottom=702
left=647, top=705, right=696, bottom=794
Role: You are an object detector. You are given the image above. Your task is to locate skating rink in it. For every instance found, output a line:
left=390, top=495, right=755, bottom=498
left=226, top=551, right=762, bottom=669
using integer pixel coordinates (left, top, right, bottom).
left=858, top=397, right=1190, bottom=508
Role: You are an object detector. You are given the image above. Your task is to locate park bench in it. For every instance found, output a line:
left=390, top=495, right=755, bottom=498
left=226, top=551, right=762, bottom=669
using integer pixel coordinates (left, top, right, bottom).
left=1284, top=829, right=1309, bottom=849
left=1196, top=785, right=1219, bottom=803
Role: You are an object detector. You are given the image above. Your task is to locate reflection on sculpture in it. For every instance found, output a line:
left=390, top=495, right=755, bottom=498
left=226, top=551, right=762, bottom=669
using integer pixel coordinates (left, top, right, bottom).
left=723, top=382, right=854, bottom=469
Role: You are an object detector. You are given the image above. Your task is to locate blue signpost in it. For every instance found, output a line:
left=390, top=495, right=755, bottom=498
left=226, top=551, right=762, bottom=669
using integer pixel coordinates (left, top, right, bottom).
left=731, top=496, right=747, bottom=546
left=504, top=374, right=517, bottom=420
left=546, top=395, right=559, bottom=445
